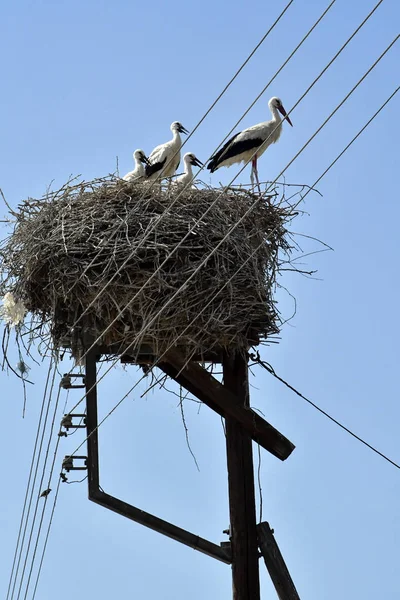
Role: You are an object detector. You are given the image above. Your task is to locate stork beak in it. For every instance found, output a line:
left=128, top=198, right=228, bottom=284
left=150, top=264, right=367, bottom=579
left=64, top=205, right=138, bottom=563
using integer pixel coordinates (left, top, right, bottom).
left=178, top=124, right=189, bottom=135
left=278, top=104, right=293, bottom=127
left=141, top=154, right=151, bottom=165
left=192, top=157, right=203, bottom=168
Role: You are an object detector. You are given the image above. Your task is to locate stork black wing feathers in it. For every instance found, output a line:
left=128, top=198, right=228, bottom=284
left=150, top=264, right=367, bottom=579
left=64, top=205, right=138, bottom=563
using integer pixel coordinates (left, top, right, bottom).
left=145, top=157, right=167, bottom=178
left=207, top=133, right=239, bottom=173
left=207, top=134, right=264, bottom=172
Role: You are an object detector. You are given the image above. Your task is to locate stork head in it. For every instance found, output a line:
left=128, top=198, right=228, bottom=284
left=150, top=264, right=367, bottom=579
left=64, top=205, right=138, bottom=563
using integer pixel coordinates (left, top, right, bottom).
left=134, top=149, right=150, bottom=165
left=184, top=152, right=203, bottom=168
left=269, top=97, right=293, bottom=127
left=171, top=121, right=189, bottom=135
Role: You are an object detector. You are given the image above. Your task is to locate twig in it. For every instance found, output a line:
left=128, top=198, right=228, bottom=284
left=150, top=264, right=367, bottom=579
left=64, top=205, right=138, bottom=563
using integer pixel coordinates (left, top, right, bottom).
left=179, top=387, right=200, bottom=472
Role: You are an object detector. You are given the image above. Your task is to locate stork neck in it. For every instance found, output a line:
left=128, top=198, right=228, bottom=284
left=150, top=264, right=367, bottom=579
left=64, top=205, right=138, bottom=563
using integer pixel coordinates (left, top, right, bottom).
left=270, top=105, right=282, bottom=122
left=172, top=130, right=182, bottom=144
left=184, top=159, right=193, bottom=176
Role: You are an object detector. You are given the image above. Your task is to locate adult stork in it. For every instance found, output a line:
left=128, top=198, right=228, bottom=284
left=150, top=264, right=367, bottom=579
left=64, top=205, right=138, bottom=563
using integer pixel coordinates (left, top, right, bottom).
left=122, top=149, right=150, bottom=182
left=207, top=97, right=293, bottom=191
left=172, top=152, right=203, bottom=190
left=145, top=121, right=189, bottom=181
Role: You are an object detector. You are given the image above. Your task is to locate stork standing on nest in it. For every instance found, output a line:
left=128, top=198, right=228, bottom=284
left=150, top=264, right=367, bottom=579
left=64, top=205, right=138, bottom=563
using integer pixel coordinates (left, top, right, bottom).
left=172, top=153, right=203, bottom=190
left=145, top=121, right=189, bottom=182
left=122, top=149, right=150, bottom=182
left=207, top=97, right=293, bottom=192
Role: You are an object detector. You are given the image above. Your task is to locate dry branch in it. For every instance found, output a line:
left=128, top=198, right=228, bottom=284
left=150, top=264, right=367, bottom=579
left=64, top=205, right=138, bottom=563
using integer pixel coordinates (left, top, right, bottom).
left=0, top=176, right=297, bottom=361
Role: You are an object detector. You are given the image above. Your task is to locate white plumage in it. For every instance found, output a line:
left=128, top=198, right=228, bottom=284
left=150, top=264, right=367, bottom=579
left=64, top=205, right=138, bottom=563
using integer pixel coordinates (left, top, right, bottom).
left=207, top=97, right=293, bottom=190
left=172, top=153, right=203, bottom=189
left=122, top=149, right=150, bottom=182
left=145, top=121, right=189, bottom=181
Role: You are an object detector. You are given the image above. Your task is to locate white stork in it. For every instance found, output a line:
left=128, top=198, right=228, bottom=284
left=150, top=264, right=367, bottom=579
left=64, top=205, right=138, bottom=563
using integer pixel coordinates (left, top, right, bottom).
left=145, top=121, right=189, bottom=181
left=207, top=97, right=293, bottom=191
left=122, top=149, right=150, bottom=182
left=172, top=152, right=203, bottom=189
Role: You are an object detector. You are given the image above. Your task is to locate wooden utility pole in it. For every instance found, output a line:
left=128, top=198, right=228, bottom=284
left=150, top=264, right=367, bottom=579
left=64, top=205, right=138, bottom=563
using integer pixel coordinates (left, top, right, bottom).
left=72, top=346, right=301, bottom=600
left=223, top=352, right=260, bottom=600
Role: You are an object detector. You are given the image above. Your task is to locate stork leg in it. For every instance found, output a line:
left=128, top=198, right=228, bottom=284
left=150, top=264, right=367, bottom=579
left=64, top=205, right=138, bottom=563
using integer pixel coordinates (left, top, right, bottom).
left=250, top=166, right=255, bottom=187
left=252, top=156, right=261, bottom=195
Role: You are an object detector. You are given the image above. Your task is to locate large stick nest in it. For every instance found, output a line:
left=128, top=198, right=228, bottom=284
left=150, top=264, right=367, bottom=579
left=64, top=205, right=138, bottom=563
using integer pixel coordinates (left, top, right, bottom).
left=0, top=177, right=296, bottom=360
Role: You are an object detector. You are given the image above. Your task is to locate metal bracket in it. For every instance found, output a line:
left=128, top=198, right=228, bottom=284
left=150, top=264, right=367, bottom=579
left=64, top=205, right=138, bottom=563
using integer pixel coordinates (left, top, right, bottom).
left=62, top=455, right=87, bottom=472
left=59, top=413, right=86, bottom=437
left=84, top=348, right=232, bottom=565
left=60, top=413, right=86, bottom=430
left=60, top=373, right=86, bottom=389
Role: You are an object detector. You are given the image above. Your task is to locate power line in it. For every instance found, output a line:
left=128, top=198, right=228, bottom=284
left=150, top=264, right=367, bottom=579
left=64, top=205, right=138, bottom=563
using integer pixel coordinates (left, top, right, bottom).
left=179, top=0, right=295, bottom=140
left=252, top=355, right=400, bottom=470
left=68, top=29, right=397, bottom=400
left=11, top=3, right=395, bottom=593
left=8, top=363, right=58, bottom=600
left=27, top=85, right=396, bottom=596
left=61, top=0, right=384, bottom=333
left=5, top=359, right=54, bottom=600
left=66, top=84, right=400, bottom=471
left=60, top=0, right=336, bottom=327
left=18, top=384, right=63, bottom=600
left=13, top=382, right=62, bottom=600
left=63, top=22, right=395, bottom=432
left=30, top=476, right=62, bottom=600
left=23, top=67, right=400, bottom=600
left=24, top=363, right=113, bottom=599
left=306, top=85, right=400, bottom=190
left=271, top=34, right=399, bottom=185
left=13, top=17, right=396, bottom=585
left=64, top=0, right=386, bottom=376
left=204, top=0, right=337, bottom=161
left=64, top=0, right=297, bottom=300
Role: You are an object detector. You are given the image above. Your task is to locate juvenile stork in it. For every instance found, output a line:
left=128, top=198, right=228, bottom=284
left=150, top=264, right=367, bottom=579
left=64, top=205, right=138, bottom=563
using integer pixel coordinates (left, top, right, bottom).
left=207, top=97, right=293, bottom=191
left=172, top=152, right=203, bottom=189
left=122, top=149, right=150, bottom=182
left=145, top=121, right=189, bottom=181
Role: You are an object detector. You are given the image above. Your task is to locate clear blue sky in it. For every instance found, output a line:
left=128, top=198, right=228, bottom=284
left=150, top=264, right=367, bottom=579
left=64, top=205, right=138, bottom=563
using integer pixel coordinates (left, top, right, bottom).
left=1, top=0, right=399, bottom=598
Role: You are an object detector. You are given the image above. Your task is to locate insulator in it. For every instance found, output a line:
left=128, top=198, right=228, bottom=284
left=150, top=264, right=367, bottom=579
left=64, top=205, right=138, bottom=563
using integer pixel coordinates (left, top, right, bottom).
left=60, top=375, right=72, bottom=389
left=62, top=456, right=74, bottom=472
left=61, top=414, right=73, bottom=429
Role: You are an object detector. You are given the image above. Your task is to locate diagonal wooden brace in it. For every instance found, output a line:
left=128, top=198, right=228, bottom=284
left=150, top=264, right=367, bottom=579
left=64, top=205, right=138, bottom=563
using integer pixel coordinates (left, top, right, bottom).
left=159, top=349, right=295, bottom=461
left=257, top=522, right=301, bottom=600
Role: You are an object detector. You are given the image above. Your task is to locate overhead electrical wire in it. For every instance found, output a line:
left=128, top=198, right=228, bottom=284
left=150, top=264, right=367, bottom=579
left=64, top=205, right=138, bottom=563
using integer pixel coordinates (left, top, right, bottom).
left=16, top=384, right=64, bottom=600
left=64, top=69, right=400, bottom=470
left=65, top=84, right=400, bottom=474
left=61, top=0, right=337, bottom=313
left=61, top=0, right=386, bottom=337
left=63, top=34, right=396, bottom=436
left=18, top=364, right=102, bottom=600
left=63, top=0, right=386, bottom=364
left=30, top=476, right=62, bottom=600
left=5, top=359, right=55, bottom=600
left=66, top=30, right=398, bottom=402
left=252, top=355, right=400, bottom=470
left=26, top=88, right=400, bottom=595
left=64, top=0, right=298, bottom=299
left=7, top=363, right=58, bottom=600
left=22, top=51, right=398, bottom=600
left=12, top=7, right=397, bottom=594
left=13, top=383, right=63, bottom=600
